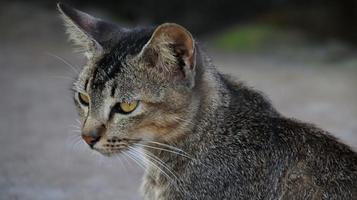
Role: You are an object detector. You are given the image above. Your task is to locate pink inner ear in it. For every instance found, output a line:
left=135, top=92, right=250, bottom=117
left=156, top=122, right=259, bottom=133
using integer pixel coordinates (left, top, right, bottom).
left=156, top=24, right=195, bottom=69
left=166, top=26, right=194, bottom=56
left=151, top=24, right=194, bottom=53
left=172, top=31, right=195, bottom=70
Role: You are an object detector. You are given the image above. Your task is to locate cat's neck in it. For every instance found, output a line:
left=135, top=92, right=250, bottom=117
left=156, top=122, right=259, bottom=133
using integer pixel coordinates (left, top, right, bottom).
left=142, top=49, right=229, bottom=183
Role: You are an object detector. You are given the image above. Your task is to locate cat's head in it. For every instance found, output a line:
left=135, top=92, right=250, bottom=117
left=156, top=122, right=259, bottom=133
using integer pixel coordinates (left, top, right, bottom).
left=58, top=3, right=198, bottom=156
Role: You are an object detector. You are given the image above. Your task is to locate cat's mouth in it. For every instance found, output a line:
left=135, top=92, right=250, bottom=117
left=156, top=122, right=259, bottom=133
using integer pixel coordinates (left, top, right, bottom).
left=92, top=137, right=141, bottom=157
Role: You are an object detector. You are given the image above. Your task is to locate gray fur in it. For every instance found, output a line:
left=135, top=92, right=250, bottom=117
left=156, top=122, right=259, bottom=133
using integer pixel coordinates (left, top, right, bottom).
left=58, top=4, right=357, bottom=200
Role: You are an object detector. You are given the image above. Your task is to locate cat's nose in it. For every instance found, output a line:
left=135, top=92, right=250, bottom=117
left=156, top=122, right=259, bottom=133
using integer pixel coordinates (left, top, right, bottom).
left=82, top=134, right=101, bottom=148
left=81, top=125, right=105, bottom=148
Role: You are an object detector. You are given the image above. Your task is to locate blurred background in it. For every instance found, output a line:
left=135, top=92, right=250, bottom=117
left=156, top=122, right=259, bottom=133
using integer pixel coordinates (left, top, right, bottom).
left=0, top=0, right=356, bottom=199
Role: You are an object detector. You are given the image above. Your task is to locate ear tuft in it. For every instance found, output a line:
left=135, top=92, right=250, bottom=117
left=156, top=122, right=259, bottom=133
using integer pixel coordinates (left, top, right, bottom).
left=57, top=3, right=122, bottom=59
left=57, top=3, right=99, bottom=57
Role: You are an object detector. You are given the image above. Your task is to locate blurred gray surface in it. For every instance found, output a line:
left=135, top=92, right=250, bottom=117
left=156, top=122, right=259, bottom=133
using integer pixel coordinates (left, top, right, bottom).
left=0, top=2, right=356, bottom=200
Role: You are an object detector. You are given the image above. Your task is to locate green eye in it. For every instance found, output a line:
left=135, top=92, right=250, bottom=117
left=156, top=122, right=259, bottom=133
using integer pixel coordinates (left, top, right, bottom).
left=112, top=101, right=139, bottom=114
left=78, top=93, right=90, bottom=106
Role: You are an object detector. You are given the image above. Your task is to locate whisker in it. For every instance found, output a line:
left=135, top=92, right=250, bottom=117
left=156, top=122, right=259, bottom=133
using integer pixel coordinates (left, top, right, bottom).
left=131, top=147, right=188, bottom=196
left=66, top=133, right=83, bottom=151
left=126, top=149, right=163, bottom=182
left=113, top=153, right=134, bottom=184
left=69, top=130, right=81, bottom=133
left=129, top=147, right=175, bottom=184
left=135, top=143, right=192, bottom=159
left=124, top=150, right=160, bottom=181
left=67, top=131, right=81, bottom=138
left=114, top=154, right=129, bottom=174
left=121, top=152, right=131, bottom=168
left=144, top=140, right=190, bottom=155
left=123, top=150, right=147, bottom=171
left=45, top=52, right=79, bottom=74
left=47, top=75, right=76, bottom=82
left=75, top=119, right=81, bottom=125
left=67, top=124, right=81, bottom=129
left=131, top=147, right=176, bottom=181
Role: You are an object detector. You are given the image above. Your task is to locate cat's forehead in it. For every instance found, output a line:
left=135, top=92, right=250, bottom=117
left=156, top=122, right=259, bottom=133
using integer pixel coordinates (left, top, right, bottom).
left=91, top=27, right=154, bottom=88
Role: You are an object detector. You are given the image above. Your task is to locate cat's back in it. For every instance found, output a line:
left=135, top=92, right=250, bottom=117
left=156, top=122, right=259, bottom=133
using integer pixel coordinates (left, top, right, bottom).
left=221, top=73, right=357, bottom=163
left=213, top=73, right=357, bottom=199
left=266, top=117, right=357, bottom=199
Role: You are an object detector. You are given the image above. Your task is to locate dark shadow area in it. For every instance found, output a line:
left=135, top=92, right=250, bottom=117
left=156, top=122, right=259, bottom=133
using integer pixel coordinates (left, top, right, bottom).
left=6, top=0, right=357, bottom=43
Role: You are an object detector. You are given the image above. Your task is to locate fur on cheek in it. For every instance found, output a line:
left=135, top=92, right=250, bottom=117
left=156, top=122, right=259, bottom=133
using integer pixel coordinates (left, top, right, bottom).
left=133, top=116, right=182, bottom=141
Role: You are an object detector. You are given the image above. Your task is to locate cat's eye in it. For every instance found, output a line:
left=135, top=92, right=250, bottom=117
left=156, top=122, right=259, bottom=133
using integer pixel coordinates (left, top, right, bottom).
left=78, top=93, right=90, bottom=106
left=112, top=101, right=139, bottom=114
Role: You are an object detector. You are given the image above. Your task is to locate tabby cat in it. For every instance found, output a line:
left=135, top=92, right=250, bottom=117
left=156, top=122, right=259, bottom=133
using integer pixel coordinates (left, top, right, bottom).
left=58, top=3, right=357, bottom=200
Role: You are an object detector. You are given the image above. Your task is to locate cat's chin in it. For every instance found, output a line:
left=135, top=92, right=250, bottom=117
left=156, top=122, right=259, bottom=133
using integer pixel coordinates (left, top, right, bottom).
left=99, top=151, right=121, bottom=157
left=100, top=152, right=118, bottom=157
left=94, top=148, right=123, bottom=157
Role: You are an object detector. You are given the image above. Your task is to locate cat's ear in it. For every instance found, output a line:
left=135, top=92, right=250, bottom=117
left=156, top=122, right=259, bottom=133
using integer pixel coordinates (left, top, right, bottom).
left=57, top=3, right=121, bottom=59
left=140, top=23, right=196, bottom=87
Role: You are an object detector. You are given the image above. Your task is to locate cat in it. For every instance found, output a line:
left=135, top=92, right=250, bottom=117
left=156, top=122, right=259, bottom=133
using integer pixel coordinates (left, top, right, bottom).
left=58, top=3, right=357, bottom=200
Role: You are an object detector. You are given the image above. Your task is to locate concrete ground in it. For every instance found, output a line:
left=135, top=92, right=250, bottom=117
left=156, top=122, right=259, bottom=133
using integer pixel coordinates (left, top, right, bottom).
left=0, top=2, right=356, bottom=200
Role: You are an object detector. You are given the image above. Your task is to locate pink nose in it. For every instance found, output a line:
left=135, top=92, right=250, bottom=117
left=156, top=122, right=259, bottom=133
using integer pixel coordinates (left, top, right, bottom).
left=81, top=134, right=101, bottom=147
left=81, top=125, right=105, bottom=148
